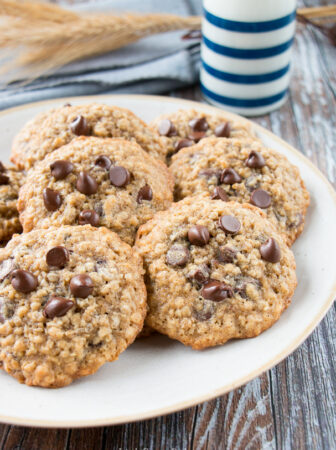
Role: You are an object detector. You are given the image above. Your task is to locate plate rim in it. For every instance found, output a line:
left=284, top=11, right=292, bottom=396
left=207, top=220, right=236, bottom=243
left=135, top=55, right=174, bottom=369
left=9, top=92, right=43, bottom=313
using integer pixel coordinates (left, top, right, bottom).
left=0, top=93, right=335, bottom=428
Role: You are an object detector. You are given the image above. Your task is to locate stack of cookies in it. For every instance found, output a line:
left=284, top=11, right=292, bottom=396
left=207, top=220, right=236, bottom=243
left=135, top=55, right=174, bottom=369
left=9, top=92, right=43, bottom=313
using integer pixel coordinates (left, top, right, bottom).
left=0, top=102, right=309, bottom=387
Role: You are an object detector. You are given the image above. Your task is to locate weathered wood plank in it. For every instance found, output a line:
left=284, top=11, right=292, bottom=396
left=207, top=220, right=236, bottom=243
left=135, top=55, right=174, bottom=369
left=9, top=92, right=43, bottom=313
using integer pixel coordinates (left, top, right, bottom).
left=67, top=427, right=104, bottom=450
left=189, top=373, right=275, bottom=450
left=0, top=0, right=335, bottom=449
left=1, top=426, right=69, bottom=450
left=256, top=7, right=336, bottom=448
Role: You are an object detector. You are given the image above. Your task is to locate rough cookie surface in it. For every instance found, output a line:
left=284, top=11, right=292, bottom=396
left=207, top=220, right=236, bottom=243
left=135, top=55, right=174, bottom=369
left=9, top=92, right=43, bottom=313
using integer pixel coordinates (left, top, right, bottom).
left=11, top=103, right=166, bottom=170
left=135, top=196, right=297, bottom=350
left=18, top=137, right=174, bottom=245
left=0, top=163, right=24, bottom=242
left=170, top=137, right=310, bottom=245
left=0, top=225, right=146, bottom=387
left=149, top=108, right=255, bottom=162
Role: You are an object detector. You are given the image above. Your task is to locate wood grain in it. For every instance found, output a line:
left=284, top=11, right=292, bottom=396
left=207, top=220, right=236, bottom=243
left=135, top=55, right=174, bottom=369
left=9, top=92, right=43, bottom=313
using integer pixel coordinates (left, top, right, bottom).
left=0, top=0, right=335, bottom=448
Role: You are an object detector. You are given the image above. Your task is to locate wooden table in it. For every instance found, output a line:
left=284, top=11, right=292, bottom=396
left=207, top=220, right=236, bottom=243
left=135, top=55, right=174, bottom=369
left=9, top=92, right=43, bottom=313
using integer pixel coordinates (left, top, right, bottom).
left=0, top=0, right=335, bottom=448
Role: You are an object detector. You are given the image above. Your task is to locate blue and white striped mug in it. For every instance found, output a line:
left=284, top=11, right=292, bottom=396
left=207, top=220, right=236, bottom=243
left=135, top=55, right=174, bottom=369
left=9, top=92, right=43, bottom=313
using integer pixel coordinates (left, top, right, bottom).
left=200, top=0, right=296, bottom=116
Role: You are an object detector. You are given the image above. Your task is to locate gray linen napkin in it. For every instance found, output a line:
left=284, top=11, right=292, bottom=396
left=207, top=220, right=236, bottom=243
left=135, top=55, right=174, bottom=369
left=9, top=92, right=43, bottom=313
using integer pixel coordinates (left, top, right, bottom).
left=0, top=0, right=202, bottom=110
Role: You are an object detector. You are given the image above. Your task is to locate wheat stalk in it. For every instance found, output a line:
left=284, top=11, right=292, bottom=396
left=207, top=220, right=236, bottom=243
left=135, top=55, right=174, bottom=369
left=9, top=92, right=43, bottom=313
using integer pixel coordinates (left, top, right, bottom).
left=0, top=0, right=335, bottom=83
left=0, top=0, right=77, bottom=22
left=0, top=0, right=201, bottom=82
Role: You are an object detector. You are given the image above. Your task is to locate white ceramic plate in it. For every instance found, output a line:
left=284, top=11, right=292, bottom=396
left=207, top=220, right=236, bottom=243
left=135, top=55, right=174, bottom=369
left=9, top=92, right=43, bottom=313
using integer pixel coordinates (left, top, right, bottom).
left=0, top=95, right=335, bottom=428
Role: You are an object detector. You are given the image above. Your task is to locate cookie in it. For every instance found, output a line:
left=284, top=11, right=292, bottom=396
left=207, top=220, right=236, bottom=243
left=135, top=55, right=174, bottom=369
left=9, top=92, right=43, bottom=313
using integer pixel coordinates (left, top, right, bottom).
left=0, top=225, right=146, bottom=387
left=137, top=324, right=154, bottom=339
left=18, top=137, right=174, bottom=245
left=10, top=108, right=57, bottom=167
left=11, top=103, right=166, bottom=171
left=170, top=137, right=310, bottom=245
left=149, top=108, right=255, bottom=162
left=135, top=196, right=297, bottom=350
left=0, top=162, right=24, bottom=242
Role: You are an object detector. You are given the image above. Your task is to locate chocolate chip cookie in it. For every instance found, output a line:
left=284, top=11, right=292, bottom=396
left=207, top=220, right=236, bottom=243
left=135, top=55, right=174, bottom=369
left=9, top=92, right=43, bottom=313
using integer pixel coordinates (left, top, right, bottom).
left=149, top=108, right=255, bottom=162
left=11, top=103, right=166, bottom=171
left=0, top=225, right=146, bottom=387
left=135, top=195, right=297, bottom=350
left=18, top=137, right=174, bottom=245
left=170, top=137, right=310, bottom=245
left=0, top=162, right=24, bottom=242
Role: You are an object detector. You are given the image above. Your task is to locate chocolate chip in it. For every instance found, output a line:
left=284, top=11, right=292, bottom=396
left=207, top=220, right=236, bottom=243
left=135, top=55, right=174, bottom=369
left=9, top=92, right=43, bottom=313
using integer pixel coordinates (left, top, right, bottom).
left=174, top=139, right=194, bottom=152
left=189, top=117, right=209, bottom=132
left=70, top=115, right=90, bottom=136
left=245, top=175, right=260, bottom=192
left=201, top=280, right=233, bottom=302
left=78, top=209, right=100, bottom=227
left=0, top=259, right=15, bottom=281
left=94, top=202, right=104, bottom=217
left=158, top=119, right=177, bottom=137
left=250, top=189, right=271, bottom=209
left=245, top=151, right=265, bottom=169
left=0, top=173, right=9, bottom=185
left=188, top=225, right=210, bottom=246
left=0, top=301, right=4, bottom=323
left=64, top=103, right=71, bottom=107
left=137, top=185, right=153, bottom=203
left=192, top=304, right=214, bottom=321
left=96, top=259, right=106, bottom=266
left=260, top=238, right=281, bottom=263
left=44, top=296, right=74, bottom=319
left=0, top=298, right=14, bottom=323
left=95, top=259, right=107, bottom=272
left=43, top=188, right=62, bottom=211
left=211, top=187, right=229, bottom=201
left=188, top=131, right=206, bottom=142
left=188, top=264, right=210, bottom=284
left=166, top=244, right=190, bottom=267
left=109, top=166, right=131, bottom=187
left=199, top=168, right=221, bottom=182
left=220, top=168, right=242, bottom=185
left=0, top=162, right=6, bottom=172
left=11, top=269, right=38, bottom=293
left=46, top=246, right=69, bottom=268
left=76, top=171, right=98, bottom=195
left=217, top=246, right=237, bottom=264
left=214, top=122, right=231, bottom=137
left=234, top=276, right=261, bottom=299
left=95, top=155, right=112, bottom=170
left=288, top=213, right=303, bottom=229
left=50, top=160, right=74, bottom=180
left=219, top=215, right=241, bottom=234
left=70, top=274, right=94, bottom=298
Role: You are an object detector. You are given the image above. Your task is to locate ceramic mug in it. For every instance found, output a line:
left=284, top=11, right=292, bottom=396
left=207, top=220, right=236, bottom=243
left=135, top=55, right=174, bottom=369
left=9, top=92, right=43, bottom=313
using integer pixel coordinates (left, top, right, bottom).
left=200, top=0, right=297, bottom=116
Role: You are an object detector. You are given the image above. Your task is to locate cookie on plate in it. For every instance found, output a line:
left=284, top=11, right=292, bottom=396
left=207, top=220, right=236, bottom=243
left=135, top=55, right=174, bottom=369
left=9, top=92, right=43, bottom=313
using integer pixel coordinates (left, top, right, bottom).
left=135, top=195, right=297, bottom=350
left=10, top=108, right=57, bottom=168
left=170, top=137, right=310, bottom=245
left=0, top=162, right=24, bottom=242
left=0, top=225, right=146, bottom=387
left=18, top=137, right=174, bottom=245
left=11, top=103, right=166, bottom=171
left=149, top=108, right=255, bottom=162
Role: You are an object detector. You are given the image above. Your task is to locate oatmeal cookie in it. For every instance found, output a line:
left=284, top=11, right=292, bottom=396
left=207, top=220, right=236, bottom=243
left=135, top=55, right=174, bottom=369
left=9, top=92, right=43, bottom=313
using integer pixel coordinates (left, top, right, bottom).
left=137, top=324, right=154, bottom=339
left=149, top=108, right=255, bottom=162
left=0, top=225, right=146, bottom=387
left=170, top=137, right=310, bottom=245
left=135, top=196, right=297, bottom=350
left=18, top=137, right=173, bottom=245
left=11, top=103, right=166, bottom=170
left=0, top=162, right=25, bottom=242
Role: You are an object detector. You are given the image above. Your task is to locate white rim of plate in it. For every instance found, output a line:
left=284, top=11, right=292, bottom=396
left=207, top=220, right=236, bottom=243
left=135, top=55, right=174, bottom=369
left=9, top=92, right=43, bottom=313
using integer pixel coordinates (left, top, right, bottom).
left=0, top=94, right=335, bottom=428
